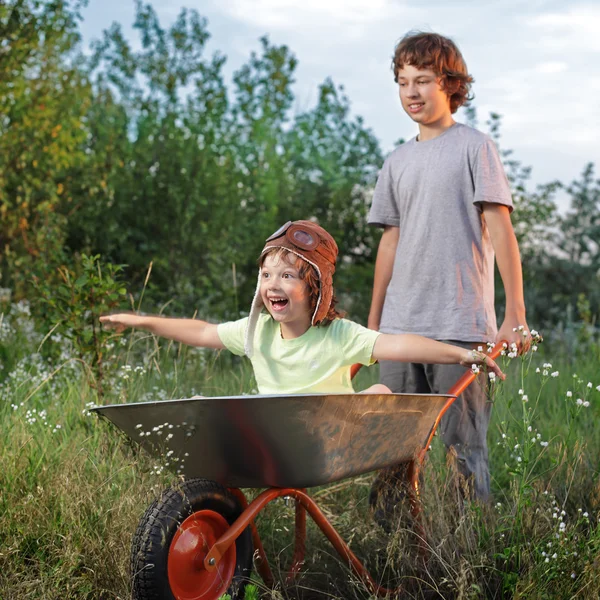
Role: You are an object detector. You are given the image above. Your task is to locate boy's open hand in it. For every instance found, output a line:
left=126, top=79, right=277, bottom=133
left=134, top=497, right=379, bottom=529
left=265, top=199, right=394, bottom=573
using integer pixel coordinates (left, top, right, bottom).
left=497, top=318, right=532, bottom=355
left=99, top=313, right=141, bottom=333
left=460, top=349, right=505, bottom=380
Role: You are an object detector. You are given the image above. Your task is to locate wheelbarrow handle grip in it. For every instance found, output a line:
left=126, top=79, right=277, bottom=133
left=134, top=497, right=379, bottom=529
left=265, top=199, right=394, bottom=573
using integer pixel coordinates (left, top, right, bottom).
left=446, top=340, right=507, bottom=398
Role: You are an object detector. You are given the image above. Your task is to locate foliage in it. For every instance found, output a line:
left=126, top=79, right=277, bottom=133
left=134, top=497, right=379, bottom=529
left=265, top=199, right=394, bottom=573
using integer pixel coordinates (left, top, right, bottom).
left=67, top=3, right=383, bottom=322
left=0, top=0, right=94, bottom=295
left=31, top=253, right=127, bottom=395
left=483, top=112, right=599, bottom=331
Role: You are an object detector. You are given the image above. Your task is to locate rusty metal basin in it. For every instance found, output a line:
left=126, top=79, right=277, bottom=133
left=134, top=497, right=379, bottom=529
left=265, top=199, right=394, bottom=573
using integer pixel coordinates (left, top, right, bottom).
left=92, top=393, right=454, bottom=489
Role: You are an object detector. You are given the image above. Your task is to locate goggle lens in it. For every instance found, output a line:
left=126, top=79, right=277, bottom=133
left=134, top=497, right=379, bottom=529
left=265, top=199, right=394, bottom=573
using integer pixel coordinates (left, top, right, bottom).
left=291, top=229, right=316, bottom=248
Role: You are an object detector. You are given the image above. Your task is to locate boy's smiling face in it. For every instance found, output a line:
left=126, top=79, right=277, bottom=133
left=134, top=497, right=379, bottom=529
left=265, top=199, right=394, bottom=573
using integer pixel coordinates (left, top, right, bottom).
left=260, top=252, right=312, bottom=338
left=397, top=64, right=452, bottom=129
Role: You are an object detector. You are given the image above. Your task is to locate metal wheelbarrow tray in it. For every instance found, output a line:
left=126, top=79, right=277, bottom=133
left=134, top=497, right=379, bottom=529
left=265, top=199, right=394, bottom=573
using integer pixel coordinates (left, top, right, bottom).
left=92, top=343, right=503, bottom=600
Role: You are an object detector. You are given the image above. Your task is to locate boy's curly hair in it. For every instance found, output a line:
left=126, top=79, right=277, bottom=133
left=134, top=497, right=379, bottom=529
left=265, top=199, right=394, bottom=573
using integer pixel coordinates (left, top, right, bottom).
left=259, top=248, right=345, bottom=325
left=392, top=31, right=474, bottom=114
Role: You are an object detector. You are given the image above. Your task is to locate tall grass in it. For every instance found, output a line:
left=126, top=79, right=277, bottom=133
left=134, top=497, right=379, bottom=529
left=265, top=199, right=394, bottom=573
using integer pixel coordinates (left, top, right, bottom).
left=1, top=302, right=599, bottom=599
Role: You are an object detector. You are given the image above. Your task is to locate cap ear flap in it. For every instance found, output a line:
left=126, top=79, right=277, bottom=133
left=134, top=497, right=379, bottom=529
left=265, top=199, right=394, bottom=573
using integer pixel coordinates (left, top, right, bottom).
left=313, top=271, right=334, bottom=325
left=244, top=267, right=265, bottom=357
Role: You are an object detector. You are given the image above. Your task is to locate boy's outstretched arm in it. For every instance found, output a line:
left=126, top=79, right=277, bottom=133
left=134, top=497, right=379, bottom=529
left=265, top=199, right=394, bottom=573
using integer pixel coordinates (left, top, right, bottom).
left=372, top=333, right=505, bottom=379
left=368, top=225, right=400, bottom=330
left=482, top=203, right=531, bottom=353
left=100, top=314, right=226, bottom=350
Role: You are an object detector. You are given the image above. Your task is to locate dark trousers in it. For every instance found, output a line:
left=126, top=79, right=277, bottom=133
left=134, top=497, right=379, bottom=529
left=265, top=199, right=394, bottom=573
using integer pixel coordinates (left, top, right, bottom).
left=371, top=340, right=492, bottom=513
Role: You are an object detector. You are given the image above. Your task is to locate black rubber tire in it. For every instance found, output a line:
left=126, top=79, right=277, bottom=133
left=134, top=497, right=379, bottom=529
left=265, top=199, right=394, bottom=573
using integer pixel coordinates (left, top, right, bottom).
left=131, top=478, right=253, bottom=600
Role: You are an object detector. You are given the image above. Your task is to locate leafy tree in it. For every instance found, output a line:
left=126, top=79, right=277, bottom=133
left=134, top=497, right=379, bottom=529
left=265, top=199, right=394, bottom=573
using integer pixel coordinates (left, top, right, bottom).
left=80, top=3, right=383, bottom=321
left=552, top=164, right=600, bottom=323
left=0, top=0, right=92, bottom=296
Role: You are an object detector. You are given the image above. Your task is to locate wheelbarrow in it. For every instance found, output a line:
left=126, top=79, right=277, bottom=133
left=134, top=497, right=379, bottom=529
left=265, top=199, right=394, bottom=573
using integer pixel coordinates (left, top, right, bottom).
left=92, top=342, right=504, bottom=600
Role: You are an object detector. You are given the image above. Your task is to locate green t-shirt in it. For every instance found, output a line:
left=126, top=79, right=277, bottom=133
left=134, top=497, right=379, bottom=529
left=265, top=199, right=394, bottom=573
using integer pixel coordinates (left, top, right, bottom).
left=217, top=313, right=381, bottom=395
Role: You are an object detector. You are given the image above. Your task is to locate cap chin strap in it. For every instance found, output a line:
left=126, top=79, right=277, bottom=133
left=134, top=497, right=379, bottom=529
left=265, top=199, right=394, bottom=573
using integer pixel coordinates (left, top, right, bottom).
left=244, top=248, right=323, bottom=358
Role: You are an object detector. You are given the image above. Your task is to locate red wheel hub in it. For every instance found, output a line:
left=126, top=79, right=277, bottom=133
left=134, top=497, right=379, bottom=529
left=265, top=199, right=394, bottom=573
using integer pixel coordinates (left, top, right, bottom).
left=168, top=509, right=236, bottom=600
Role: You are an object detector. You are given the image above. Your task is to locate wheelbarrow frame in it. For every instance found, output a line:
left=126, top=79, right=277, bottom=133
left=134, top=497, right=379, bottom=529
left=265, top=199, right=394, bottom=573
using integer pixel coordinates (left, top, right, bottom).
left=197, top=342, right=504, bottom=597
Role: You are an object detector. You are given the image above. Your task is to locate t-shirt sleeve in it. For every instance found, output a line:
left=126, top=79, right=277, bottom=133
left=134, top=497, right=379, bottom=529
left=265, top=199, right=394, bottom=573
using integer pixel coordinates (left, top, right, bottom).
left=217, top=317, right=249, bottom=356
left=332, top=319, right=382, bottom=366
left=368, top=155, right=400, bottom=227
left=472, top=137, right=513, bottom=212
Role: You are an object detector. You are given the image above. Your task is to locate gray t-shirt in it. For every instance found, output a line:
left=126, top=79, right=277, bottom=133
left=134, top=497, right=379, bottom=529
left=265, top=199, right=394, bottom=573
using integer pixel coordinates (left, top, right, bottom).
left=368, top=123, right=513, bottom=341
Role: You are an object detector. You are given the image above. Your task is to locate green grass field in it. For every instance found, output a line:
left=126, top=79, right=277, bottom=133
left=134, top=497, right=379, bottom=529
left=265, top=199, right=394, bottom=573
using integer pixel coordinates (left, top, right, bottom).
left=1, top=313, right=599, bottom=599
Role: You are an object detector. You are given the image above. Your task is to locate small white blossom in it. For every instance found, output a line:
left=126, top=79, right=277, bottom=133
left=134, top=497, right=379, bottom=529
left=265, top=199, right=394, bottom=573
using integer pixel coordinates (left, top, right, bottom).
left=551, top=371, right=559, bottom=378
left=566, top=391, right=573, bottom=397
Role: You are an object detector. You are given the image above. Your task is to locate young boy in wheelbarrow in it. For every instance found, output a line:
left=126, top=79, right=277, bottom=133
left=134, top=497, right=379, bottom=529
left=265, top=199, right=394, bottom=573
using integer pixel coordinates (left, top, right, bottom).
left=101, top=220, right=503, bottom=391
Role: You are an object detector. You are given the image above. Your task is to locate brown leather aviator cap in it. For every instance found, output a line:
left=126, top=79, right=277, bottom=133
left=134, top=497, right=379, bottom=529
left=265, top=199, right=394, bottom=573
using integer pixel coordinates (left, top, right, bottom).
left=244, top=220, right=339, bottom=357
left=262, top=220, right=338, bottom=324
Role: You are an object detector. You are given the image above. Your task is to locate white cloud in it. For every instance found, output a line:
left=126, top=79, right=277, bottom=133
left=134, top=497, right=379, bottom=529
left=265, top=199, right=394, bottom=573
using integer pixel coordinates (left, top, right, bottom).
left=535, top=61, right=567, bottom=74
left=527, top=4, right=600, bottom=52
left=215, top=0, right=400, bottom=29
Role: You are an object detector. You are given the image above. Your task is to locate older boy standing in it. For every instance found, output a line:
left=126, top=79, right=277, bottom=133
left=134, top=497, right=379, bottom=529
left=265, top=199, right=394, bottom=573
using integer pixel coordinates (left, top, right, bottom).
left=367, top=32, right=530, bottom=507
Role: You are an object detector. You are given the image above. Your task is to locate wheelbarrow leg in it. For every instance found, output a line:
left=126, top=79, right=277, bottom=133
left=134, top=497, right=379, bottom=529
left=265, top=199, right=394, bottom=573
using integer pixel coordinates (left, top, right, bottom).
left=229, top=487, right=274, bottom=587
left=286, top=492, right=307, bottom=584
left=205, top=487, right=402, bottom=597
left=407, top=456, right=428, bottom=558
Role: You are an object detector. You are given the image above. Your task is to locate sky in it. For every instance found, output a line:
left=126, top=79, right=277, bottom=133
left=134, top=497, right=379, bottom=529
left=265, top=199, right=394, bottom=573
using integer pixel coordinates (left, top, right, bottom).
left=79, top=0, right=600, bottom=205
